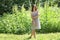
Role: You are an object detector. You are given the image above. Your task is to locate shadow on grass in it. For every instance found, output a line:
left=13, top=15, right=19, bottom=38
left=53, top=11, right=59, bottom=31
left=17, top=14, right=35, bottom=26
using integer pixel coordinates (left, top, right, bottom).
left=37, top=32, right=60, bottom=34
left=0, top=31, right=60, bottom=35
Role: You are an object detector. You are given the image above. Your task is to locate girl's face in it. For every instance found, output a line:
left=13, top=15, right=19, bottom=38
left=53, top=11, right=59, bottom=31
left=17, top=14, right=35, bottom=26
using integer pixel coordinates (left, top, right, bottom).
left=33, top=6, right=35, bottom=11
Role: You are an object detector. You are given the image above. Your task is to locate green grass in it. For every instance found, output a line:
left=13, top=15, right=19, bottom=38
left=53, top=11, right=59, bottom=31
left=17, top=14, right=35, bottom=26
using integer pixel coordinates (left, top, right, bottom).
left=0, top=33, right=60, bottom=40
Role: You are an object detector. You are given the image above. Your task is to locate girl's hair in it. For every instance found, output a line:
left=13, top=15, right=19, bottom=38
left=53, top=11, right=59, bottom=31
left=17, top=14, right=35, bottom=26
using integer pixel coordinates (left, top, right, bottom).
left=31, top=4, right=37, bottom=12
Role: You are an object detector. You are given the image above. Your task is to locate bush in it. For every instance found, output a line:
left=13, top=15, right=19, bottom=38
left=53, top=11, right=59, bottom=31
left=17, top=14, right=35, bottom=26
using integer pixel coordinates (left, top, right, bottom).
left=0, top=5, right=60, bottom=34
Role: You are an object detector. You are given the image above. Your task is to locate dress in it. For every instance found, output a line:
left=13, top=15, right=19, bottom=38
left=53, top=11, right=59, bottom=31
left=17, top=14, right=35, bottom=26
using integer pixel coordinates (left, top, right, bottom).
left=31, top=11, right=41, bottom=30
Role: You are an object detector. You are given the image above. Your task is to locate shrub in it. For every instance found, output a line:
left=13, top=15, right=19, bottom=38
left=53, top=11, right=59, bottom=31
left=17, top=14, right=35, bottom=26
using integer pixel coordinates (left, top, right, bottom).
left=0, top=5, right=60, bottom=34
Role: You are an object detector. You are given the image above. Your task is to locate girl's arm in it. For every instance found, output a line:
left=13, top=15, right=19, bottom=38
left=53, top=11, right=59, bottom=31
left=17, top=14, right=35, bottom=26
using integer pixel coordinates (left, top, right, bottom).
left=32, top=11, right=39, bottom=19
left=32, top=15, right=38, bottom=19
left=31, top=11, right=40, bottom=19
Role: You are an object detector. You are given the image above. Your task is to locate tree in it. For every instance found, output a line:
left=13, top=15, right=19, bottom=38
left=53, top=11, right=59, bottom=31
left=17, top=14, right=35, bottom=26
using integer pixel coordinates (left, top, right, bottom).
left=0, top=0, right=60, bottom=15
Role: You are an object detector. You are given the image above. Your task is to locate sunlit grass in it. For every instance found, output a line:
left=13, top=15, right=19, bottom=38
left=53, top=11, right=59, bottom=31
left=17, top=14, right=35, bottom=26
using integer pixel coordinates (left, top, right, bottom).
left=0, top=33, right=60, bottom=40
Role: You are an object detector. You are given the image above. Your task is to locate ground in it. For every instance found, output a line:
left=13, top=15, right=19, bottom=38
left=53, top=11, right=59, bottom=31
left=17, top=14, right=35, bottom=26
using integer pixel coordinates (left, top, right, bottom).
left=0, top=33, right=60, bottom=40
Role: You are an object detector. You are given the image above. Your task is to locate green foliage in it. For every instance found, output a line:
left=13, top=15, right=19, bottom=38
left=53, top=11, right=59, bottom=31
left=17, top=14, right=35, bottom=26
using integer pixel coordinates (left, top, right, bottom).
left=0, top=5, right=32, bottom=34
left=40, top=0, right=60, bottom=7
left=0, top=0, right=31, bottom=15
left=0, top=5, right=60, bottom=34
left=0, top=0, right=60, bottom=15
left=39, top=5, right=60, bottom=33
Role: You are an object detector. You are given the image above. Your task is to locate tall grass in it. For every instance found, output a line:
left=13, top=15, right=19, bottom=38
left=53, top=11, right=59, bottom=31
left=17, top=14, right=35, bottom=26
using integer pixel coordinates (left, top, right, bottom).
left=0, top=4, right=60, bottom=34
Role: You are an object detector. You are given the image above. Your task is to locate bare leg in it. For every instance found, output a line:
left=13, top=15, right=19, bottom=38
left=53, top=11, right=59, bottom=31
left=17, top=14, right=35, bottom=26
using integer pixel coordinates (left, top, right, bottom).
left=33, top=30, right=36, bottom=38
left=30, top=21, right=36, bottom=38
left=31, top=29, right=36, bottom=38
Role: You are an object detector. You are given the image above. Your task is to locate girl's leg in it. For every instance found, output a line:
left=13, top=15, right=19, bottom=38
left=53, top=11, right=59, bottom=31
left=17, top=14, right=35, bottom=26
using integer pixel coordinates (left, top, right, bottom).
left=30, top=21, right=36, bottom=38
left=33, top=29, right=36, bottom=38
left=31, top=29, right=36, bottom=38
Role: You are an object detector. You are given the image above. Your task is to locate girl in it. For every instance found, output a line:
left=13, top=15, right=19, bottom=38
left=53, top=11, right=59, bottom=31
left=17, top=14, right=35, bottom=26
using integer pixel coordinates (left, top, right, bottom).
left=29, top=4, right=41, bottom=38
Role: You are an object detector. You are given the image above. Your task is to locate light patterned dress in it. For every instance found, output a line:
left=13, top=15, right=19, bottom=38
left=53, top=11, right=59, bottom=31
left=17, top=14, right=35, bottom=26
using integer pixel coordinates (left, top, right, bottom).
left=31, top=11, right=41, bottom=30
